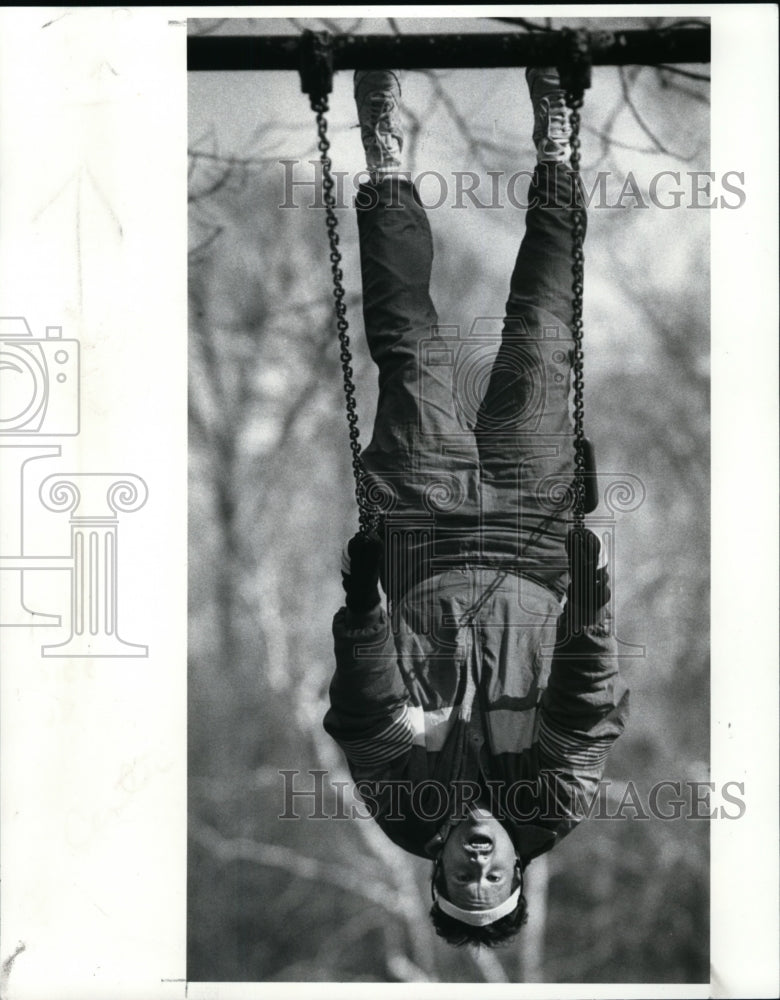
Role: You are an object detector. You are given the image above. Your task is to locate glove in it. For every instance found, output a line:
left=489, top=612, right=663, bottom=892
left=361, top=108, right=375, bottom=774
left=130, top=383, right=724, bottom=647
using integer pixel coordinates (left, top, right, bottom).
left=566, top=527, right=611, bottom=631
left=341, top=532, right=383, bottom=615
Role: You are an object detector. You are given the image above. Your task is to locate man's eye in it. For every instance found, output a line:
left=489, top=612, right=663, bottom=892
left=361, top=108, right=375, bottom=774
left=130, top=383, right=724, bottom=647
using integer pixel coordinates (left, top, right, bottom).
left=487, top=874, right=502, bottom=883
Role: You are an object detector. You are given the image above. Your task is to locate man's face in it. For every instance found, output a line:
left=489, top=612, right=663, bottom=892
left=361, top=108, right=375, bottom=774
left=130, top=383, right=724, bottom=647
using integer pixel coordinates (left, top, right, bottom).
left=439, top=809, right=519, bottom=911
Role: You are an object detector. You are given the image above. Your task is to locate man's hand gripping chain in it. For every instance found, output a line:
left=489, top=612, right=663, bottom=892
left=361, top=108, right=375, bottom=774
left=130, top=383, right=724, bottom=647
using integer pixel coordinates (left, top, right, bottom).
left=566, top=527, right=610, bottom=632
left=341, top=532, right=383, bottom=615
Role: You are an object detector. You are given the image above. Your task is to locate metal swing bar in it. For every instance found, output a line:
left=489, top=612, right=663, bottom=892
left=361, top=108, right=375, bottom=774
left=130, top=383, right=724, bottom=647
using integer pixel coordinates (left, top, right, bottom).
left=188, top=26, right=710, bottom=73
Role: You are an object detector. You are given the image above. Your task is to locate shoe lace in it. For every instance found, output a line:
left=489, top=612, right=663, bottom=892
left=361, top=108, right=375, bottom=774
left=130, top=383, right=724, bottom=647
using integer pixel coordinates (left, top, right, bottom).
left=538, top=95, right=570, bottom=141
left=361, top=93, right=402, bottom=150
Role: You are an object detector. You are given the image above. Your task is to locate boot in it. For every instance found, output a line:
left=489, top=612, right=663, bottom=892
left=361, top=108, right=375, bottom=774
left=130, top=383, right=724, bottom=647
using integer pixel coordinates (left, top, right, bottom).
left=526, top=67, right=572, bottom=164
left=354, top=70, right=403, bottom=174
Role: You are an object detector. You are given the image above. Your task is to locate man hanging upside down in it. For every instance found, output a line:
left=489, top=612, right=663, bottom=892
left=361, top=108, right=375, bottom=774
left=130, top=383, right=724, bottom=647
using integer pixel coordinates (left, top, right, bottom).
left=324, top=66, right=629, bottom=948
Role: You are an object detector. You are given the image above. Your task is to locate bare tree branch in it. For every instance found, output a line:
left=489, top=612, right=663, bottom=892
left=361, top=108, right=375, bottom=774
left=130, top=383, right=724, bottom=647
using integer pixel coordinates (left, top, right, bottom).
left=618, top=65, right=676, bottom=158
left=188, top=18, right=230, bottom=37
left=582, top=125, right=663, bottom=156
left=469, top=945, right=510, bottom=982
left=314, top=910, right=385, bottom=965
left=489, top=17, right=551, bottom=32
left=190, top=818, right=410, bottom=917
left=387, top=953, right=433, bottom=982
left=188, top=220, right=225, bottom=260
left=189, top=149, right=287, bottom=168
left=656, top=63, right=710, bottom=82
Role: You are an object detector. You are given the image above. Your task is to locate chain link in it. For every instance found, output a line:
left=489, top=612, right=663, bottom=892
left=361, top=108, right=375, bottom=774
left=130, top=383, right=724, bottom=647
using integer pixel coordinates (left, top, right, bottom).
left=311, top=96, right=378, bottom=536
left=565, top=91, right=587, bottom=530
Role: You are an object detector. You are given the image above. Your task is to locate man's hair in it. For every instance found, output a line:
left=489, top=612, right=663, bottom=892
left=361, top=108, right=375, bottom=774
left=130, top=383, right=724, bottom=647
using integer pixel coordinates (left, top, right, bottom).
left=429, top=860, right=528, bottom=949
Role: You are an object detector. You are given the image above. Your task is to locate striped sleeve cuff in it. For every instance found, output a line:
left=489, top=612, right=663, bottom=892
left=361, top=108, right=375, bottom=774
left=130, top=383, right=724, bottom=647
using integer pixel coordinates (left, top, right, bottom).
left=338, top=705, right=414, bottom=768
left=538, top=714, right=614, bottom=772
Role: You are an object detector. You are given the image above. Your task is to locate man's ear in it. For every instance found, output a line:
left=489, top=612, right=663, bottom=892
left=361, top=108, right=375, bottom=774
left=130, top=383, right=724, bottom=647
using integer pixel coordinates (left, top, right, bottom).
left=424, top=829, right=447, bottom=856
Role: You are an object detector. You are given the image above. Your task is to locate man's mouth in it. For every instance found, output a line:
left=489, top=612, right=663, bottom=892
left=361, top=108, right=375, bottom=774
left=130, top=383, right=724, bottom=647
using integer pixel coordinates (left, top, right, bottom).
left=466, top=837, right=492, bottom=851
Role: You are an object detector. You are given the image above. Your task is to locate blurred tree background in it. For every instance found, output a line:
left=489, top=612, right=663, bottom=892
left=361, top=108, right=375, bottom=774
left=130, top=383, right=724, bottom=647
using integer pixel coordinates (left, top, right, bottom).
left=187, top=15, right=710, bottom=984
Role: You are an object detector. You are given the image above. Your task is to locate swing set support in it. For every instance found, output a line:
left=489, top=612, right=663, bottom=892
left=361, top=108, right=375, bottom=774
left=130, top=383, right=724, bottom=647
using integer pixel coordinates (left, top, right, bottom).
left=188, top=25, right=710, bottom=73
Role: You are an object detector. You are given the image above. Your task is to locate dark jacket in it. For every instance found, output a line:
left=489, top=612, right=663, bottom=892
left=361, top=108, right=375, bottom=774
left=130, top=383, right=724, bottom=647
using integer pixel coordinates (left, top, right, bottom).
left=324, top=567, right=629, bottom=864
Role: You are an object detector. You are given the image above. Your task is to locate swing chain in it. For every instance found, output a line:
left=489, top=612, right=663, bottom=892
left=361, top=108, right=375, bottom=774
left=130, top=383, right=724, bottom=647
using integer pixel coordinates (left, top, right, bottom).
left=301, top=32, right=378, bottom=536
left=560, top=29, right=592, bottom=530
left=311, top=97, right=378, bottom=536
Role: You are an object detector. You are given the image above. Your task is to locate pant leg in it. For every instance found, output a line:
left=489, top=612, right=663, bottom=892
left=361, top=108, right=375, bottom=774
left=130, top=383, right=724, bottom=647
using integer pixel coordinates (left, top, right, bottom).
left=504, top=162, right=586, bottom=327
left=356, top=178, right=481, bottom=599
left=475, top=163, right=586, bottom=597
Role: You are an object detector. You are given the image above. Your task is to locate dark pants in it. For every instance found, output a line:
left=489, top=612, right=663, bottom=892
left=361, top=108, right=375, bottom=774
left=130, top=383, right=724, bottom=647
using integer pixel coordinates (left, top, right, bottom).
left=357, top=165, right=584, bottom=600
